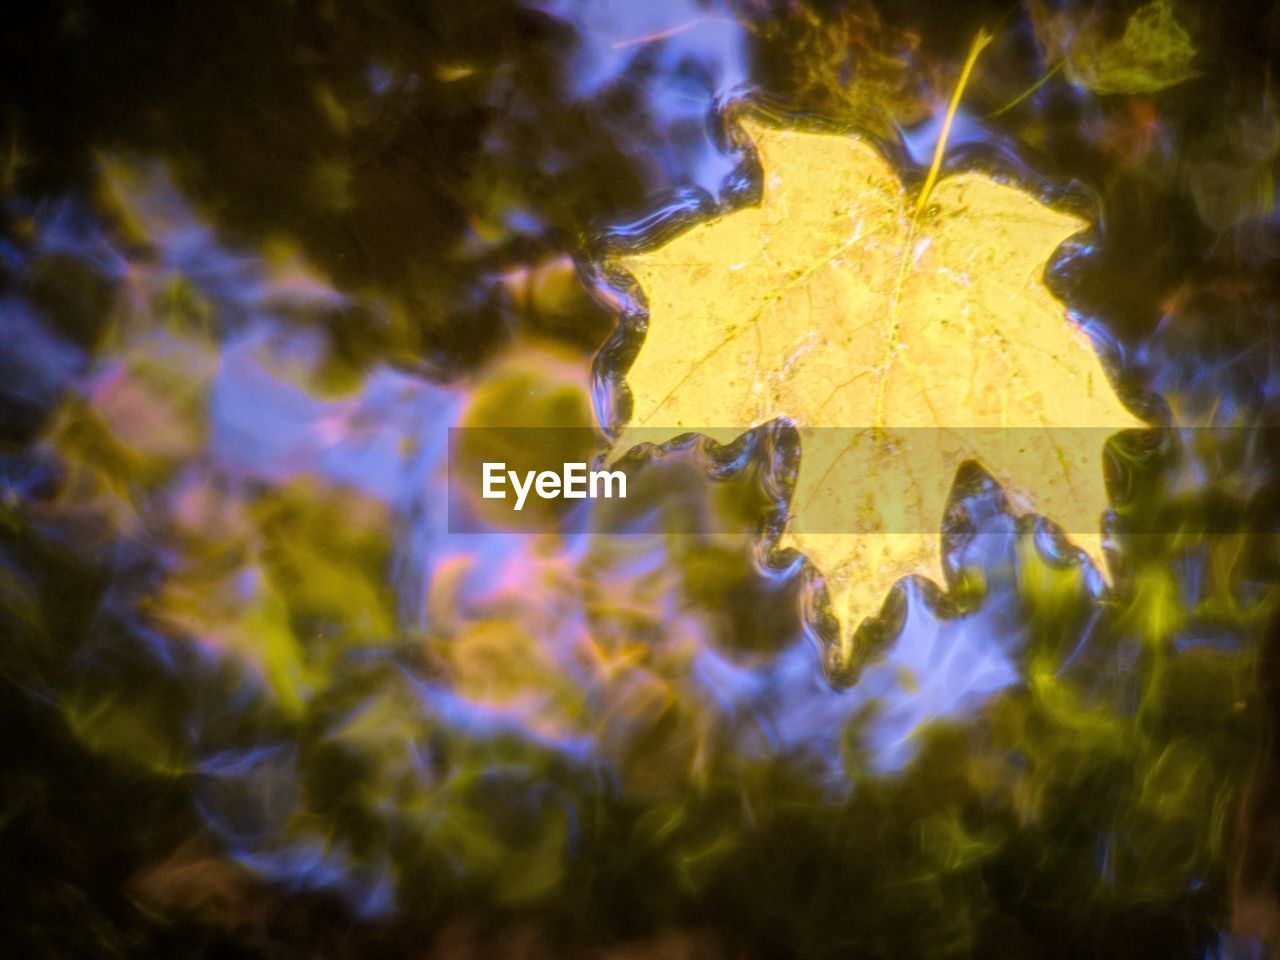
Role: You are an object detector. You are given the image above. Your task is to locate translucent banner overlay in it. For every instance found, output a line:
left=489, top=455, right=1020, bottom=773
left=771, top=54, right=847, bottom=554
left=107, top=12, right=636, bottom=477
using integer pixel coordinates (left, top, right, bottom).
left=447, top=426, right=1265, bottom=534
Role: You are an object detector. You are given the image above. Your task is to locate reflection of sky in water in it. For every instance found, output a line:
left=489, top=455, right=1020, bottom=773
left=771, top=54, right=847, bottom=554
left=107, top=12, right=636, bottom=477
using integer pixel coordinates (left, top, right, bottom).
left=212, top=330, right=459, bottom=503
left=13, top=158, right=1043, bottom=910
left=900, top=106, right=992, bottom=166
left=8, top=125, right=1272, bottom=938
left=536, top=0, right=749, bottom=196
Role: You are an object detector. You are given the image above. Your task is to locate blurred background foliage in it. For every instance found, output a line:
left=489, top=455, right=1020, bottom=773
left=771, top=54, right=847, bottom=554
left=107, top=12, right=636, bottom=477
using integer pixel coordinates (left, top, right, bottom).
left=2, top=0, right=1280, bottom=957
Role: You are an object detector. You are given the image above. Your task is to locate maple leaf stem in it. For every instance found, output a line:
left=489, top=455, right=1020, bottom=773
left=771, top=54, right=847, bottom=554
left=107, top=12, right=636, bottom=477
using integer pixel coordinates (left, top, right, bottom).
left=913, top=29, right=994, bottom=219
left=874, top=29, right=994, bottom=430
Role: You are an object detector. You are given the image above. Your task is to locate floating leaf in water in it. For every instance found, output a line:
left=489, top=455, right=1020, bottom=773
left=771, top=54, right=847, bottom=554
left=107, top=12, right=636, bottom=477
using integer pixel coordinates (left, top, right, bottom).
left=1035, top=0, right=1200, bottom=95
left=609, top=118, right=1141, bottom=677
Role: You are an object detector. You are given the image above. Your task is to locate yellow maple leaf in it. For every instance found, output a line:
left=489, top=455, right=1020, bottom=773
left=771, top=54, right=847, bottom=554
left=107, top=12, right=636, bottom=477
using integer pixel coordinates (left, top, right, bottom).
left=610, top=117, right=1142, bottom=676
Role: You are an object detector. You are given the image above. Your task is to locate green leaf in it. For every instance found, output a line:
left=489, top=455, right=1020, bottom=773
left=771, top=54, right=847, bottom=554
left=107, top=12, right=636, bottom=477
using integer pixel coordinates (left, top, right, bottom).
left=1039, top=1, right=1199, bottom=96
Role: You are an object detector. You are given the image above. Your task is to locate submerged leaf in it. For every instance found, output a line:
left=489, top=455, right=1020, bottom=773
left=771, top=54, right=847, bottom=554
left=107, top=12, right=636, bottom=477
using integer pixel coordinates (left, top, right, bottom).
left=1036, top=1, right=1199, bottom=95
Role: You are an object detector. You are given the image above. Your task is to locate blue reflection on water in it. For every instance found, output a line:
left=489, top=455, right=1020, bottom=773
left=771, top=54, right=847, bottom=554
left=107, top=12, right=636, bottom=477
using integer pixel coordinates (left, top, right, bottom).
left=537, top=0, right=750, bottom=196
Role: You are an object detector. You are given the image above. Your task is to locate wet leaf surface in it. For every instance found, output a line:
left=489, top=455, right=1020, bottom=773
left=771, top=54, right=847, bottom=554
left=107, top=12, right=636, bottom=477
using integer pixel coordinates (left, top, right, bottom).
left=613, top=117, right=1140, bottom=673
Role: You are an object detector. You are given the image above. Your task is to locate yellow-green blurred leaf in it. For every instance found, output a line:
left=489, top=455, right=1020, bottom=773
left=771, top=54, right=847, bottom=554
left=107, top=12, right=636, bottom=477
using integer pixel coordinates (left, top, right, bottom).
left=1037, top=1, right=1199, bottom=95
